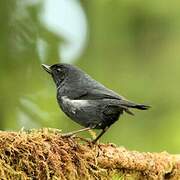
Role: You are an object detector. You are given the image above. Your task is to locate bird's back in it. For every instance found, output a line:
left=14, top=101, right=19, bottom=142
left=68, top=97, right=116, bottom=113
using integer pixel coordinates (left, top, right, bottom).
left=58, top=66, right=123, bottom=100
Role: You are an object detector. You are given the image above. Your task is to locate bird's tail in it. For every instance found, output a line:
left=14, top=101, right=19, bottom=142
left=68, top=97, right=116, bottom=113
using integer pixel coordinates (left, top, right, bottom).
left=119, top=99, right=150, bottom=115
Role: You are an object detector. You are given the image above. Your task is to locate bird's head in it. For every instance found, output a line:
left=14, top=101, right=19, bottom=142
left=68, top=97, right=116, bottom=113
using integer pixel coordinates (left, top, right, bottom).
left=42, top=63, right=83, bottom=88
left=42, top=63, right=70, bottom=87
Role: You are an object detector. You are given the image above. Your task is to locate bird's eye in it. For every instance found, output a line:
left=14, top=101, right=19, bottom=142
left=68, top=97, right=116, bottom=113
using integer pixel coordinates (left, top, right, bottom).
left=57, top=68, right=62, bottom=72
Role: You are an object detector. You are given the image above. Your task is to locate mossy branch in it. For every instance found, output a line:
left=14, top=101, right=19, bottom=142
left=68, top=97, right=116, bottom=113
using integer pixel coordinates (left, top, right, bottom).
left=0, top=129, right=179, bottom=179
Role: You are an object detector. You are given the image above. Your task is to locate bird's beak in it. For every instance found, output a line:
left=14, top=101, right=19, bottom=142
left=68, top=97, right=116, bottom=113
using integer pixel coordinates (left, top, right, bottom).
left=41, top=64, right=52, bottom=74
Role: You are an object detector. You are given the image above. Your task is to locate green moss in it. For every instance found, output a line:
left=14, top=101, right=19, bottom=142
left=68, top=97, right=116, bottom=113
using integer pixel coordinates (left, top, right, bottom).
left=0, top=129, right=110, bottom=179
left=0, top=128, right=179, bottom=180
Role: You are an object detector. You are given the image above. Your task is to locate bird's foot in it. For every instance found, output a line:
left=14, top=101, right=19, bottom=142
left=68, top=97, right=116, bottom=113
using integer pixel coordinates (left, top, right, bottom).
left=91, top=139, right=99, bottom=144
left=61, top=132, right=77, bottom=138
left=47, top=128, right=62, bottom=134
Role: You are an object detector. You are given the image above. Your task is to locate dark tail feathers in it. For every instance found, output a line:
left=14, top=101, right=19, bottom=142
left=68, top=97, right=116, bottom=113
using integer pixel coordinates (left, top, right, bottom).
left=119, top=99, right=151, bottom=113
left=133, top=104, right=150, bottom=110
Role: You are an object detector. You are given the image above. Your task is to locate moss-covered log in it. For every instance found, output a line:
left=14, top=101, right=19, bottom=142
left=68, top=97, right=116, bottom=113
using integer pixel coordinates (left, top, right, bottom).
left=0, top=129, right=179, bottom=179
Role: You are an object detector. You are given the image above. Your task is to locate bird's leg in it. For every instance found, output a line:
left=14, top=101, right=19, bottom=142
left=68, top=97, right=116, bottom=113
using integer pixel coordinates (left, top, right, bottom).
left=92, top=126, right=109, bottom=144
left=62, top=127, right=91, bottom=137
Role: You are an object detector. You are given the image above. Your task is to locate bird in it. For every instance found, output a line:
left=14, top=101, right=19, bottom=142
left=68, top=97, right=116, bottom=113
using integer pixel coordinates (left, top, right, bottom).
left=42, top=63, right=150, bottom=143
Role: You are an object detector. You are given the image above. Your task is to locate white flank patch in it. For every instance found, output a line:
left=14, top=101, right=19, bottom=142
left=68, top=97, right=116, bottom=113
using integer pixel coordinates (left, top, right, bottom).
left=61, top=96, right=89, bottom=113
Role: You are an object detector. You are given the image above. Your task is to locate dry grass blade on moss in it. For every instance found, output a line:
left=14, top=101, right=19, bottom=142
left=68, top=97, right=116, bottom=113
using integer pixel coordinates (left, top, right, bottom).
left=0, top=128, right=179, bottom=180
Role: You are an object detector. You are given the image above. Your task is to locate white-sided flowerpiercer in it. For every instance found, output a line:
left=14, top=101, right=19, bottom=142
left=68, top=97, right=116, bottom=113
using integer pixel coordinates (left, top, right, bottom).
left=42, top=63, right=150, bottom=143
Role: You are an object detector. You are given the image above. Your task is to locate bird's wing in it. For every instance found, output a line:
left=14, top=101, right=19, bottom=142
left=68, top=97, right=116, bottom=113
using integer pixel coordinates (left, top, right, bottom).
left=74, top=87, right=123, bottom=100
left=73, top=87, right=150, bottom=109
left=65, top=72, right=123, bottom=100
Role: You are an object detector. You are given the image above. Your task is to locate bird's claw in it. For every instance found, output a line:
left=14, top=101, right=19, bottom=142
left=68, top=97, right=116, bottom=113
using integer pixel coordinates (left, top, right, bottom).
left=47, top=128, right=62, bottom=134
left=61, top=132, right=76, bottom=138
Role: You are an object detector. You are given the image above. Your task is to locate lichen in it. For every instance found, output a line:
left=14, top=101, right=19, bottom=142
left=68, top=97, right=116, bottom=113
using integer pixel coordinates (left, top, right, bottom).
left=0, top=128, right=179, bottom=180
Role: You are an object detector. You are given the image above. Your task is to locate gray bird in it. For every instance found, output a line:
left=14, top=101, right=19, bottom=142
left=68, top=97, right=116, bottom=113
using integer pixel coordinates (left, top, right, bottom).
left=42, top=63, right=150, bottom=143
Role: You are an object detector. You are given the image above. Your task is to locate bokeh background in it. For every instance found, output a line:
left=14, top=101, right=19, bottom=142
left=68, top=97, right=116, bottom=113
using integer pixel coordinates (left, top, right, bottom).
left=0, top=0, right=180, bottom=153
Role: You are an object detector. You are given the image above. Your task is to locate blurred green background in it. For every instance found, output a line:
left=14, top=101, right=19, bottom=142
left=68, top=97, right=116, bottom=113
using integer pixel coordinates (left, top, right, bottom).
left=0, top=0, right=180, bottom=153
